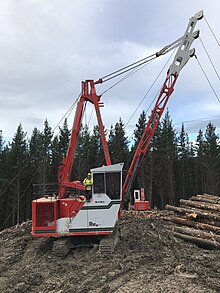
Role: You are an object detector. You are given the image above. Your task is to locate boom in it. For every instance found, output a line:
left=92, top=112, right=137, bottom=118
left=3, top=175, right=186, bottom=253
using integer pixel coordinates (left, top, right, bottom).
left=122, top=10, right=203, bottom=201
left=58, top=79, right=111, bottom=198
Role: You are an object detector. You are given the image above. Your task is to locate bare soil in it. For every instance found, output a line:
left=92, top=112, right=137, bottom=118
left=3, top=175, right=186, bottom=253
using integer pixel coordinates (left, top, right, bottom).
left=0, top=211, right=220, bottom=293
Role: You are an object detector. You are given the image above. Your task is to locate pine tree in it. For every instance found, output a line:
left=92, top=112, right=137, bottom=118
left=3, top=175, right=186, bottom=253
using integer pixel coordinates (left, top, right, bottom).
left=204, top=122, right=219, bottom=194
left=194, top=129, right=206, bottom=194
left=0, top=130, right=3, bottom=179
left=40, top=119, right=53, bottom=194
left=0, top=145, right=10, bottom=184
left=0, top=130, right=8, bottom=228
left=0, top=130, right=3, bottom=155
left=178, top=123, right=189, bottom=159
left=75, top=125, right=91, bottom=180
left=176, top=123, right=191, bottom=199
left=0, top=144, right=11, bottom=229
left=8, top=124, right=28, bottom=226
left=10, top=124, right=27, bottom=171
left=50, top=135, right=62, bottom=184
left=90, top=125, right=102, bottom=167
left=131, top=111, right=149, bottom=199
left=155, top=110, right=177, bottom=208
left=148, top=122, right=162, bottom=207
left=59, top=118, right=70, bottom=159
left=108, top=118, right=129, bottom=164
left=29, top=127, right=43, bottom=178
left=196, top=129, right=205, bottom=157
left=28, top=127, right=44, bottom=216
left=133, top=111, right=147, bottom=148
left=204, top=122, right=219, bottom=159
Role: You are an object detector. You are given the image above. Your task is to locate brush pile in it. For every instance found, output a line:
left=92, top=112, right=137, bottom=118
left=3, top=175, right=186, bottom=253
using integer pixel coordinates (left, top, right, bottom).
left=165, top=194, right=220, bottom=249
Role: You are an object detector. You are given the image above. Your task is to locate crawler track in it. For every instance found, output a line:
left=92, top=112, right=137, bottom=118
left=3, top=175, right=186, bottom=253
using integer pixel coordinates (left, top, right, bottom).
left=99, top=222, right=120, bottom=255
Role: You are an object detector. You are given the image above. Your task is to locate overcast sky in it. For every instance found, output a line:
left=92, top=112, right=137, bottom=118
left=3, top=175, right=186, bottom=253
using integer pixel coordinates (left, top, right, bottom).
left=0, top=0, right=220, bottom=143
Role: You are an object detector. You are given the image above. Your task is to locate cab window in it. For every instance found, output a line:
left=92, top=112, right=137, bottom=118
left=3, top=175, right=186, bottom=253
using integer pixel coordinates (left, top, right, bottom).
left=93, top=173, right=105, bottom=194
left=106, top=172, right=120, bottom=199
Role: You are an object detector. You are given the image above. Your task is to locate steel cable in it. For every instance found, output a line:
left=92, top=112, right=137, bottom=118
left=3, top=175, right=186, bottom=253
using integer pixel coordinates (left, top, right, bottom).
left=101, top=56, right=157, bottom=83
left=204, top=16, right=220, bottom=47
left=195, top=55, right=220, bottom=103
left=98, top=50, right=175, bottom=167
left=100, top=53, right=156, bottom=81
left=100, top=57, right=156, bottom=96
left=199, top=37, right=220, bottom=80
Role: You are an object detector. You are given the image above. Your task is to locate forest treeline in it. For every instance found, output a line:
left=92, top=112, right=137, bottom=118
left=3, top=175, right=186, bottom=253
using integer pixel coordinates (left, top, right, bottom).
left=0, top=110, right=219, bottom=230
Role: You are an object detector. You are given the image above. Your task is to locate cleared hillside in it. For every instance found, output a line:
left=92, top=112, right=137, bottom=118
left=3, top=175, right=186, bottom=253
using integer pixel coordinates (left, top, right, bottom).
left=0, top=211, right=220, bottom=293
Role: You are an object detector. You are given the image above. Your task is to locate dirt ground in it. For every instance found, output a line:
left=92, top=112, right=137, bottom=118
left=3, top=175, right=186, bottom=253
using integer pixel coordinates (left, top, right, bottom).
left=0, top=211, right=220, bottom=293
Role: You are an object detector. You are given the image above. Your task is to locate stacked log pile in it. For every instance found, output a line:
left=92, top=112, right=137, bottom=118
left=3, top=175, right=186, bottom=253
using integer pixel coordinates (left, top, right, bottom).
left=165, top=194, right=220, bottom=249
left=121, top=210, right=159, bottom=220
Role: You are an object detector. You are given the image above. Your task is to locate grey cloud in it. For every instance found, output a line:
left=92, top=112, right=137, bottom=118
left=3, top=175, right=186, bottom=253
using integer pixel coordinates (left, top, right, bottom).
left=0, top=0, right=220, bottom=140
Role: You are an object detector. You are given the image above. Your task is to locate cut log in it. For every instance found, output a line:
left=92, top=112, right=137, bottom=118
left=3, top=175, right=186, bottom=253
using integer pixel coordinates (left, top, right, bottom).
left=172, top=231, right=220, bottom=249
left=198, top=218, right=220, bottom=227
left=165, top=204, right=220, bottom=221
left=190, top=196, right=220, bottom=204
left=196, top=194, right=220, bottom=201
left=180, top=199, right=220, bottom=212
left=191, top=193, right=220, bottom=201
left=166, top=216, right=220, bottom=233
left=174, top=226, right=220, bottom=243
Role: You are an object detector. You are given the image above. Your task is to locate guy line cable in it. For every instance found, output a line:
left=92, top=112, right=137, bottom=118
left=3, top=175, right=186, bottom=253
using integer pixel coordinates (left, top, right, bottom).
left=195, top=55, right=220, bottom=104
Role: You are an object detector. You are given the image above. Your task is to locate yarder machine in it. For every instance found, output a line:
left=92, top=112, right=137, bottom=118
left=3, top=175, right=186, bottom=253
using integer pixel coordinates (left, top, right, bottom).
left=31, top=11, right=203, bottom=255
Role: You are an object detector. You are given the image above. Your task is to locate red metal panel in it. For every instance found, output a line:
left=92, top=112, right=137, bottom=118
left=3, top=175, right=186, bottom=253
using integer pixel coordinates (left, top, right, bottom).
left=32, top=231, right=112, bottom=237
left=32, top=200, right=36, bottom=228
left=58, top=197, right=85, bottom=219
left=141, top=188, right=145, bottom=201
left=36, top=203, right=54, bottom=227
left=134, top=201, right=149, bottom=211
left=32, top=199, right=57, bottom=232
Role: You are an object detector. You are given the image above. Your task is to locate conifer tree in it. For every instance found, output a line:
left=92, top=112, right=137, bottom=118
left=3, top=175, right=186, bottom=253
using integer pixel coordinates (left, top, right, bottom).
left=90, top=125, right=102, bottom=167
left=204, top=122, right=219, bottom=159
left=0, top=131, right=9, bottom=228
left=0, top=130, right=3, bottom=155
left=194, top=129, right=206, bottom=194
left=75, top=125, right=91, bottom=180
left=8, top=124, right=28, bottom=225
left=0, top=130, right=3, bottom=179
left=132, top=111, right=149, bottom=198
left=10, top=123, right=27, bottom=171
left=178, top=123, right=189, bottom=159
left=108, top=118, right=129, bottom=164
left=28, top=127, right=44, bottom=209
left=196, top=129, right=205, bottom=157
left=176, top=123, right=194, bottom=200
left=204, top=122, right=219, bottom=194
left=40, top=119, right=53, bottom=194
left=59, top=118, right=70, bottom=158
left=133, top=111, right=147, bottom=148
left=50, top=135, right=62, bottom=183
left=29, top=127, right=43, bottom=179
left=177, top=123, right=188, bottom=196
left=148, top=122, right=162, bottom=207
left=155, top=110, right=177, bottom=207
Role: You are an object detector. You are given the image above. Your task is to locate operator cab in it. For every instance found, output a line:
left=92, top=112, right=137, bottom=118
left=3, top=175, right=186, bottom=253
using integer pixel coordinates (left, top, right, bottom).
left=91, top=163, right=124, bottom=204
